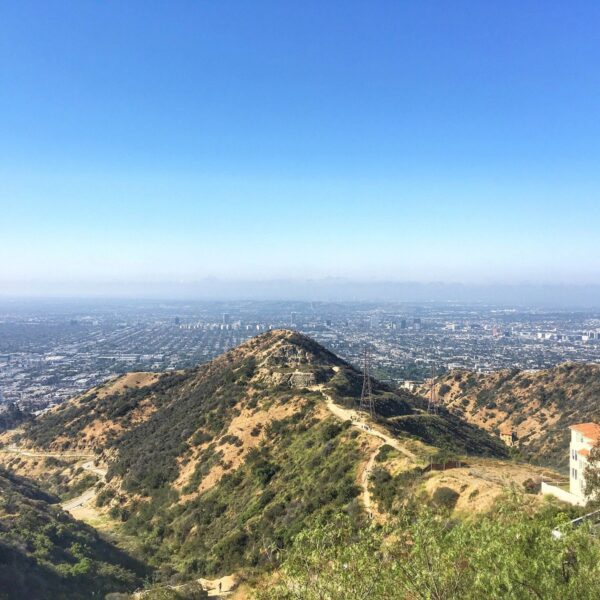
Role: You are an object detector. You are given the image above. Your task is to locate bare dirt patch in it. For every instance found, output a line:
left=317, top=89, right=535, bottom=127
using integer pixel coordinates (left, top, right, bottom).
left=95, top=372, right=160, bottom=399
left=423, top=458, right=559, bottom=514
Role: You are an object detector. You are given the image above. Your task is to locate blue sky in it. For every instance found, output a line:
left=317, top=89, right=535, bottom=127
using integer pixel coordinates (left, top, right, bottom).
left=1, top=1, right=599, bottom=293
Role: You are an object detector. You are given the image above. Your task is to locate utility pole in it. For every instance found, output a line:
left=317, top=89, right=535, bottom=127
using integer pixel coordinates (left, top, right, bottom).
left=360, top=347, right=375, bottom=418
left=428, top=364, right=437, bottom=414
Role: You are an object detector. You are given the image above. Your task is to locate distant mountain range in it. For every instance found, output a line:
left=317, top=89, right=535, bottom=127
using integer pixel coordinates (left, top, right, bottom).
left=5, top=280, right=600, bottom=306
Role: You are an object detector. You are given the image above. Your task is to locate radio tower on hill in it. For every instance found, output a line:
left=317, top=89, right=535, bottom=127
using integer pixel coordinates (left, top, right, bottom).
left=360, top=347, right=375, bottom=417
left=428, top=365, right=438, bottom=414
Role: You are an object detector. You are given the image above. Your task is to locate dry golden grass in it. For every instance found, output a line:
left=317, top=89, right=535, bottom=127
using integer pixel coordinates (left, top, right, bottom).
left=422, top=457, right=559, bottom=515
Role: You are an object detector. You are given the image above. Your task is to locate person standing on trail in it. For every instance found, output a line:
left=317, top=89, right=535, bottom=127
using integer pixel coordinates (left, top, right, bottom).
left=219, top=581, right=222, bottom=593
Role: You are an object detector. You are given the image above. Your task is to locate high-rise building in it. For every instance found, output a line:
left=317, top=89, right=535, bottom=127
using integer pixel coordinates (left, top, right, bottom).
left=222, top=313, right=231, bottom=325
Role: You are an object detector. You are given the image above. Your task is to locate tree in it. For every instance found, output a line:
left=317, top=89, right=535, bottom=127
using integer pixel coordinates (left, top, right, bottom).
left=584, top=442, right=600, bottom=504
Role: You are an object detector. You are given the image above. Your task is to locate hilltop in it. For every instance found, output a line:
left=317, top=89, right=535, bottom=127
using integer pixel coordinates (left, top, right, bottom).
left=3, top=330, right=511, bottom=586
left=20, top=330, right=507, bottom=459
left=433, top=362, right=600, bottom=469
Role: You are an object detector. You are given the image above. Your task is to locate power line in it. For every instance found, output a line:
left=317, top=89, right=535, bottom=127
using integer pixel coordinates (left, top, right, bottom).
left=360, top=347, right=375, bottom=418
left=428, top=364, right=437, bottom=414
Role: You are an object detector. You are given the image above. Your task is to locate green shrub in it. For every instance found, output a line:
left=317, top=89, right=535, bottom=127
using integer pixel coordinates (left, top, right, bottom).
left=375, top=444, right=396, bottom=463
left=431, top=486, right=460, bottom=510
left=258, top=503, right=600, bottom=600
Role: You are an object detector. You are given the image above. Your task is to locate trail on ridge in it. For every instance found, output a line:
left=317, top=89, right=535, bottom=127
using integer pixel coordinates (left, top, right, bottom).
left=312, top=385, right=418, bottom=518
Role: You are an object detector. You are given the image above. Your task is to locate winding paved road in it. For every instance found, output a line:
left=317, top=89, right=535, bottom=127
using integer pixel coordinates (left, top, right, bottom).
left=1, top=445, right=107, bottom=513
left=61, top=460, right=107, bottom=512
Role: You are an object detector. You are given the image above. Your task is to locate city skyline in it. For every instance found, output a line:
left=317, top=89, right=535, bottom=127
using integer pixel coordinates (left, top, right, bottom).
left=2, top=2, right=600, bottom=291
left=2, top=298, right=599, bottom=411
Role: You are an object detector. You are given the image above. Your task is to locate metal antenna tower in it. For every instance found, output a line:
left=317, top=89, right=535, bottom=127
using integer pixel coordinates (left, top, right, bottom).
left=360, top=347, right=375, bottom=417
left=428, top=364, right=437, bottom=414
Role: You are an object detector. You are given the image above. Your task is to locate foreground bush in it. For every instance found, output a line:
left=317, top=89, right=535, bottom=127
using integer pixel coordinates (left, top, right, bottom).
left=256, top=499, right=600, bottom=600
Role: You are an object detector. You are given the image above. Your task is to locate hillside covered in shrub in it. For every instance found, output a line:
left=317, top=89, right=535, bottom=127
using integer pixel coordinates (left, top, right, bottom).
left=434, top=363, right=600, bottom=469
left=258, top=499, right=600, bottom=600
left=13, top=330, right=507, bottom=581
left=0, top=467, right=145, bottom=600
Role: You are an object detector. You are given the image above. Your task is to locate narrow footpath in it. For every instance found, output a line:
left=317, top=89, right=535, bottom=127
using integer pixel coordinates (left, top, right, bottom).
left=361, top=443, right=381, bottom=516
left=312, top=385, right=418, bottom=518
left=134, top=574, right=236, bottom=598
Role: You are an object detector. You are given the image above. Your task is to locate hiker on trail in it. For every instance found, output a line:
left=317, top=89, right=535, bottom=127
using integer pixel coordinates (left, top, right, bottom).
left=219, top=582, right=222, bottom=593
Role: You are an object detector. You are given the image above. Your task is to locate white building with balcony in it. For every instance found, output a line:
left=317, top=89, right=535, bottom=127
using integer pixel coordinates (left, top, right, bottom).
left=541, top=422, right=600, bottom=506
left=569, top=423, right=600, bottom=498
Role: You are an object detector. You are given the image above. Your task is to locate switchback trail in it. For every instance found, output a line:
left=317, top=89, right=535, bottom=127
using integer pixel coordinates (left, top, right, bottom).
left=312, top=385, right=418, bottom=518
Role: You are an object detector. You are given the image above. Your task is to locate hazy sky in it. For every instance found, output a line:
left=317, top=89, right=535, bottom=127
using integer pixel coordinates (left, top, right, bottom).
left=1, top=1, right=600, bottom=294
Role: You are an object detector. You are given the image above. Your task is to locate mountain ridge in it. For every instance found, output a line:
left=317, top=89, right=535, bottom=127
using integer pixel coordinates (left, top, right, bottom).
left=433, top=362, right=600, bottom=469
left=3, top=330, right=509, bottom=581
